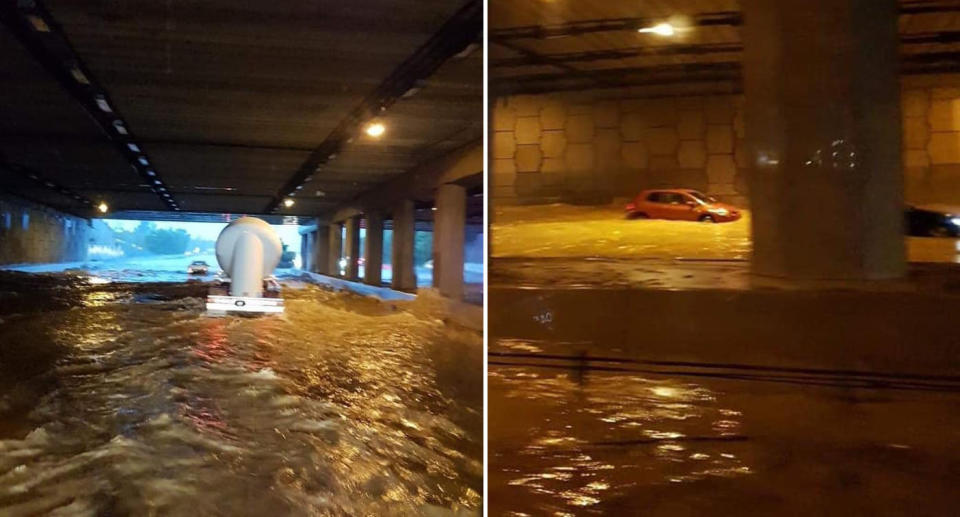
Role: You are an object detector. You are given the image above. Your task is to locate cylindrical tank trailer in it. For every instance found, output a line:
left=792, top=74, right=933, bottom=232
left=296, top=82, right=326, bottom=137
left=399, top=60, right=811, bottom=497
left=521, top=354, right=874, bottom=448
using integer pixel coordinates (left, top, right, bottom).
left=205, top=217, right=285, bottom=314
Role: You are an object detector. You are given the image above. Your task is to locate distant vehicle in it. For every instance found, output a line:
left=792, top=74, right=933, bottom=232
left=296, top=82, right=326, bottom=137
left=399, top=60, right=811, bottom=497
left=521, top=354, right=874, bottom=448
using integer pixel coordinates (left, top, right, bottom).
left=626, top=189, right=742, bottom=223
left=187, top=260, right=210, bottom=275
left=906, top=205, right=960, bottom=237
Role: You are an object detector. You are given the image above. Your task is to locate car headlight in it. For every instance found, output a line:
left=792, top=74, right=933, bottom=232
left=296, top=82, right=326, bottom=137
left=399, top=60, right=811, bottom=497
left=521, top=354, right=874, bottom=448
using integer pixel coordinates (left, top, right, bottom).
left=950, top=217, right=960, bottom=227
left=711, top=208, right=730, bottom=216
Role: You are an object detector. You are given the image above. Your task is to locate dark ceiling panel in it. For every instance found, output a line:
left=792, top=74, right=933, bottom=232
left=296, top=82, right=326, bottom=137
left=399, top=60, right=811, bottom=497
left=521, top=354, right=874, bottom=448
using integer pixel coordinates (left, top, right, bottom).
left=1, top=0, right=480, bottom=219
left=490, top=0, right=960, bottom=95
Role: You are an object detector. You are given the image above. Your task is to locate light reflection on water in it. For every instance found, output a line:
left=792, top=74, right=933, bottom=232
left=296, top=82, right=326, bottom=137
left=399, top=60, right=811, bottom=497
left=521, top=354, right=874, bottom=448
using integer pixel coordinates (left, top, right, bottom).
left=490, top=339, right=960, bottom=516
left=490, top=358, right=750, bottom=515
left=0, top=280, right=481, bottom=515
left=492, top=204, right=960, bottom=265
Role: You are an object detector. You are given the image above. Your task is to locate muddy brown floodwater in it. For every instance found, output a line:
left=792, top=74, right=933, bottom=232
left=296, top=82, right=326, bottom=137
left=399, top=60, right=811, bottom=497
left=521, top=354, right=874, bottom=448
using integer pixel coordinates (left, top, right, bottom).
left=492, top=204, right=960, bottom=263
left=489, top=339, right=960, bottom=516
left=0, top=272, right=482, bottom=516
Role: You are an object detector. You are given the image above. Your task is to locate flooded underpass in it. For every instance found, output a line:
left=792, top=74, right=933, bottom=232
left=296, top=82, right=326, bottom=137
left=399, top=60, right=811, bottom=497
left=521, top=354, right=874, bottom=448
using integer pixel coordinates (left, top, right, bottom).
left=489, top=339, right=960, bottom=516
left=0, top=272, right=482, bottom=515
left=489, top=203, right=960, bottom=515
left=492, top=204, right=960, bottom=264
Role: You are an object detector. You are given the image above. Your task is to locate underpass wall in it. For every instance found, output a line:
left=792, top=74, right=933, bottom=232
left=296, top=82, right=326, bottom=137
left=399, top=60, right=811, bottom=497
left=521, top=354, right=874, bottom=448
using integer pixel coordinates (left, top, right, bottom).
left=491, top=74, right=960, bottom=208
left=491, top=92, right=748, bottom=207
left=903, top=75, right=960, bottom=205
left=0, top=195, right=90, bottom=265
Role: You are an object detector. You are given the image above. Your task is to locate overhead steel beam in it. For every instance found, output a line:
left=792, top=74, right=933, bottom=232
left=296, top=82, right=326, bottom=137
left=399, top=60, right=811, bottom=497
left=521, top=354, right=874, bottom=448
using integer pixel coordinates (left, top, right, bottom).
left=492, top=31, right=960, bottom=68
left=494, top=61, right=741, bottom=95
left=490, top=11, right=740, bottom=41
left=264, top=0, right=482, bottom=214
left=0, top=0, right=180, bottom=211
left=0, top=160, right=94, bottom=219
left=900, top=1, right=960, bottom=15
left=105, top=210, right=318, bottom=225
left=493, top=43, right=742, bottom=68
left=491, top=39, right=613, bottom=90
left=491, top=3, right=960, bottom=41
left=494, top=52, right=960, bottom=95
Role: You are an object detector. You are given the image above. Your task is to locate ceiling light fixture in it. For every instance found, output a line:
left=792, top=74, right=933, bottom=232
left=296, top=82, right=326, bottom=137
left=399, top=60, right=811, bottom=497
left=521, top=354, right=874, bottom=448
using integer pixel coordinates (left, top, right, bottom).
left=365, top=122, right=386, bottom=138
left=27, top=15, right=50, bottom=32
left=95, top=95, right=112, bottom=113
left=70, top=66, right=89, bottom=84
left=638, top=22, right=676, bottom=36
left=283, top=198, right=295, bottom=208
left=97, top=202, right=108, bottom=213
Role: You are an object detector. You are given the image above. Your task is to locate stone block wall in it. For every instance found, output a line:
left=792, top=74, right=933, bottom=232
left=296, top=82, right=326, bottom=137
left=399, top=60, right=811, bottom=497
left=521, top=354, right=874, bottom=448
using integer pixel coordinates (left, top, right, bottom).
left=491, top=92, right=748, bottom=206
left=492, top=75, right=960, bottom=208
left=0, top=195, right=90, bottom=265
left=903, top=77, right=960, bottom=205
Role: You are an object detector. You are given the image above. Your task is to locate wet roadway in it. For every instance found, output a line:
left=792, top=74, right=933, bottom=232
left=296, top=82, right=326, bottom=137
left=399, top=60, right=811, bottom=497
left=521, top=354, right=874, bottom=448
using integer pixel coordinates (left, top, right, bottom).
left=0, top=272, right=482, bottom=516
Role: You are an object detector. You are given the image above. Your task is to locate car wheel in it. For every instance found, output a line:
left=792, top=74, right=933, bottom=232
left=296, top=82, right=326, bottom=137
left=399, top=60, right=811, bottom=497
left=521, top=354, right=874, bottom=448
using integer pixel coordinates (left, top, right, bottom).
left=929, top=226, right=952, bottom=238
left=699, top=215, right=716, bottom=223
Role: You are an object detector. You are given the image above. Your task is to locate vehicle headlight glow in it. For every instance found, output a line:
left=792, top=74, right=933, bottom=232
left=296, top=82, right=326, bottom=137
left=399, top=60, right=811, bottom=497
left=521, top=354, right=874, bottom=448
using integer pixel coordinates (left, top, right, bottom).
left=712, top=208, right=730, bottom=216
left=950, top=217, right=960, bottom=227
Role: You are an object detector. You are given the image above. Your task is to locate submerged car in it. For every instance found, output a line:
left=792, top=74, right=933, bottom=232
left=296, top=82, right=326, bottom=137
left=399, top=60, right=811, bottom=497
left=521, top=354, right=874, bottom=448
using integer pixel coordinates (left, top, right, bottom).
left=626, top=189, right=741, bottom=223
left=906, top=205, right=960, bottom=237
left=187, top=260, right=210, bottom=275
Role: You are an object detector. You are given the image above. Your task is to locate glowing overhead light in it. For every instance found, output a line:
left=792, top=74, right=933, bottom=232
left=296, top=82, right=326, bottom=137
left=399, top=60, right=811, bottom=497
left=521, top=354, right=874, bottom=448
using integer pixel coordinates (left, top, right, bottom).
left=95, top=95, right=112, bottom=113
left=69, top=66, right=89, bottom=84
left=27, top=15, right=50, bottom=32
left=112, top=120, right=128, bottom=135
left=283, top=198, right=295, bottom=208
left=137, top=156, right=148, bottom=165
left=638, top=22, right=675, bottom=36
left=365, top=122, right=386, bottom=138
left=127, top=143, right=140, bottom=152
left=97, top=202, right=108, bottom=213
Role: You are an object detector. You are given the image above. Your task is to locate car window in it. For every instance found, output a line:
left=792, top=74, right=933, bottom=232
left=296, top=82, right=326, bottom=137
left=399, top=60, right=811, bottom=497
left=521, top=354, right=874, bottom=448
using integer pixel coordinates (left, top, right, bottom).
left=688, top=191, right=717, bottom=203
left=646, top=192, right=665, bottom=203
left=666, top=193, right=686, bottom=204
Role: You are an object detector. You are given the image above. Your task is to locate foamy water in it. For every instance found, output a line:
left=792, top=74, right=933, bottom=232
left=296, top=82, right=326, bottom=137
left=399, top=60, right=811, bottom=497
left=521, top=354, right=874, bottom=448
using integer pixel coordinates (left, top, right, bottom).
left=0, top=278, right=481, bottom=515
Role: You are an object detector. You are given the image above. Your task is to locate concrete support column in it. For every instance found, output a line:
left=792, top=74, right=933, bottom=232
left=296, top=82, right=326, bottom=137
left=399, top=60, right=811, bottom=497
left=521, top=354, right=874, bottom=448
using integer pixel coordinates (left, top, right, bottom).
left=363, top=212, right=384, bottom=285
left=328, top=222, right=342, bottom=277
left=391, top=199, right=417, bottom=291
left=300, top=233, right=311, bottom=271
left=742, top=0, right=905, bottom=280
left=312, top=225, right=330, bottom=274
left=344, top=216, right=360, bottom=280
left=433, top=183, right=466, bottom=299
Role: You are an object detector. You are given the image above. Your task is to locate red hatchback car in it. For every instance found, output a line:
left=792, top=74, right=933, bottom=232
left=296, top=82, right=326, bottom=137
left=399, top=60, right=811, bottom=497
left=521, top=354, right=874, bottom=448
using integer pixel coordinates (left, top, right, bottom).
left=625, top=189, right=742, bottom=223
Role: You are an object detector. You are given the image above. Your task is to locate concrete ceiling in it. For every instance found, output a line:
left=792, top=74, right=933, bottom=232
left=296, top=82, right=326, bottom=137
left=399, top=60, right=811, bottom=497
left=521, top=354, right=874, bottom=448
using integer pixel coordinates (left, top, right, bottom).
left=490, top=0, right=960, bottom=95
left=0, top=0, right=481, bottom=221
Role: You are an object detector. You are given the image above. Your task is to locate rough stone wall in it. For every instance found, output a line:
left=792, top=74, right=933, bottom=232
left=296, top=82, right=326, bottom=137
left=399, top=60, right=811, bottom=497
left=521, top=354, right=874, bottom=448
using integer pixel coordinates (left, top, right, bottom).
left=0, top=195, right=90, bottom=265
left=491, top=92, right=748, bottom=206
left=492, top=75, right=960, bottom=208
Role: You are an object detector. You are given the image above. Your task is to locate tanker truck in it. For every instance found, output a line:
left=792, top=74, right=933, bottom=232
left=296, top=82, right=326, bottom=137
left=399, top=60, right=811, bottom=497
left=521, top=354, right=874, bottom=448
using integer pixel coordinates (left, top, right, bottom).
left=205, top=217, right=285, bottom=314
